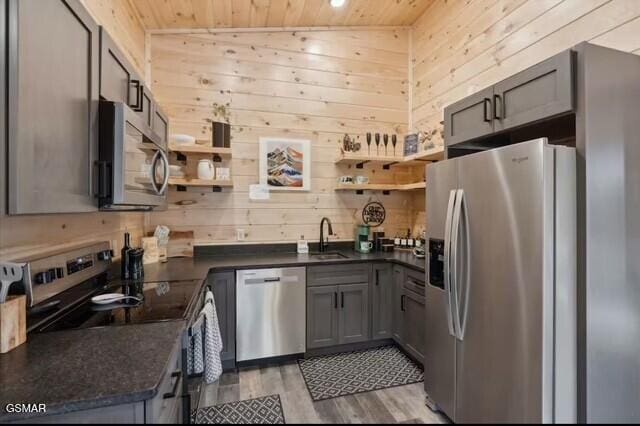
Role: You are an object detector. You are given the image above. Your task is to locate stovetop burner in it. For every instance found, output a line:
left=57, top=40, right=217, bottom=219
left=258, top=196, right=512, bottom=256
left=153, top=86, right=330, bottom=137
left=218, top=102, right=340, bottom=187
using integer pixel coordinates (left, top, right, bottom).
left=31, top=279, right=202, bottom=333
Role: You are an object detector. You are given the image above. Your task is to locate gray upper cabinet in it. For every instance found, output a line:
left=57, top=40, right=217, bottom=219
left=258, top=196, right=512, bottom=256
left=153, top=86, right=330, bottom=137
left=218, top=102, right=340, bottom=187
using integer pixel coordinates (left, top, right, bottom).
left=338, top=283, right=370, bottom=345
left=141, top=89, right=154, bottom=128
left=493, top=49, right=575, bottom=132
left=371, top=263, right=393, bottom=340
left=307, top=285, right=339, bottom=349
left=208, top=272, right=236, bottom=366
left=444, top=86, right=495, bottom=146
left=153, top=104, right=169, bottom=146
left=99, top=27, right=157, bottom=130
left=7, top=0, right=99, bottom=214
left=445, top=49, right=575, bottom=147
left=99, top=28, right=137, bottom=106
left=392, top=266, right=405, bottom=344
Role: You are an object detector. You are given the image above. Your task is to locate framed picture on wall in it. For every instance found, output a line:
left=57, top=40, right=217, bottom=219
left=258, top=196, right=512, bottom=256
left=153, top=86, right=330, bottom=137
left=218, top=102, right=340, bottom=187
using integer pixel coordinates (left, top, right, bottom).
left=259, top=137, right=311, bottom=191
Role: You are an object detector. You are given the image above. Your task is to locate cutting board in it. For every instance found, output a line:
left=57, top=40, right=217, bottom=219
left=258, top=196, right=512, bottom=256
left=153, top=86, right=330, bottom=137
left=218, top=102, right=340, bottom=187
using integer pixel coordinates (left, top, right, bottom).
left=0, top=295, right=27, bottom=353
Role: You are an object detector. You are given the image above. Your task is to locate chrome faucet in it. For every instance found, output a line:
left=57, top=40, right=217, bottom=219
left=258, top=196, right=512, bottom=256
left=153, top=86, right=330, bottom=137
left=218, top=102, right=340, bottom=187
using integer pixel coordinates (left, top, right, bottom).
left=319, top=217, right=334, bottom=253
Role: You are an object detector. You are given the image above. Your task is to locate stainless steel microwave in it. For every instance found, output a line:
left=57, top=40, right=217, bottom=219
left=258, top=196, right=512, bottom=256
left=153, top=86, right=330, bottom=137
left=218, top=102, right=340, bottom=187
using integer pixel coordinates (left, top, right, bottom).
left=97, top=101, right=169, bottom=210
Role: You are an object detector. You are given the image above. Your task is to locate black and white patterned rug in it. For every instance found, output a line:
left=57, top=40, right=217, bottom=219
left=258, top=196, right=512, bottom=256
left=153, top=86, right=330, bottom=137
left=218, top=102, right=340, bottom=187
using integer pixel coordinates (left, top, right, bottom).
left=297, top=345, right=423, bottom=401
left=193, top=394, right=285, bottom=424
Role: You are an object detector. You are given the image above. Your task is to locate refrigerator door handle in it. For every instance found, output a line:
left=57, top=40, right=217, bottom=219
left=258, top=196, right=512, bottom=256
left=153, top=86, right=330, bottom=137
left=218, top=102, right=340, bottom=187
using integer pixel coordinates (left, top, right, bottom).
left=457, top=189, right=471, bottom=341
left=444, top=190, right=457, bottom=337
left=451, top=189, right=464, bottom=340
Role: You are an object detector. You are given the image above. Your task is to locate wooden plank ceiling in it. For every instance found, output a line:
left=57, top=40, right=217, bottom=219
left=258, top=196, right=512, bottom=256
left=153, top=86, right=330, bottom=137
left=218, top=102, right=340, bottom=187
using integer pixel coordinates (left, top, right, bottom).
left=131, top=0, right=433, bottom=30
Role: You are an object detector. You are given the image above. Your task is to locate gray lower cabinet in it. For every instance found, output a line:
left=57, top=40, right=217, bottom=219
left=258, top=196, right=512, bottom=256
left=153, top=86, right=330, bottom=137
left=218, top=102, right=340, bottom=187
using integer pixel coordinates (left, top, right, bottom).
left=145, top=339, right=184, bottom=423
left=338, top=283, right=370, bottom=345
left=208, top=271, right=236, bottom=367
left=307, top=285, right=339, bottom=349
left=306, top=264, right=371, bottom=350
left=371, top=263, right=393, bottom=339
left=7, top=0, right=100, bottom=214
left=391, top=266, right=426, bottom=366
left=402, top=289, right=426, bottom=365
left=392, top=266, right=405, bottom=344
left=493, top=49, right=575, bottom=132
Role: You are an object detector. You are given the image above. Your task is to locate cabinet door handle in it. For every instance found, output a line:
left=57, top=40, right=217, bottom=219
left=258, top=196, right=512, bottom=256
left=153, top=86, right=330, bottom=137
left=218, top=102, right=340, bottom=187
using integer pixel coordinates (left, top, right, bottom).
left=401, top=295, right=405, bottom=312
left=334, top=292, right=338, bottom=309
left=163, top=371, right=182, bottom=399
left=375, top=270, right=379, bottom=286
left=130, top=80, right=143, bottom=112
left=493, top=94, right=503, bottom=120
left=94, top=161, right=111, bottom=198
left=483, top=98, right=492, bottom=123
left=341, top=292, right=345, bottom=309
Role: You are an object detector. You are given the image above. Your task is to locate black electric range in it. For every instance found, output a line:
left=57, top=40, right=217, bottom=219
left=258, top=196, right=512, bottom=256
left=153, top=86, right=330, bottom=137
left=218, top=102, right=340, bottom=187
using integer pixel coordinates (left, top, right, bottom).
left=32, top=278, right=203, bottom=333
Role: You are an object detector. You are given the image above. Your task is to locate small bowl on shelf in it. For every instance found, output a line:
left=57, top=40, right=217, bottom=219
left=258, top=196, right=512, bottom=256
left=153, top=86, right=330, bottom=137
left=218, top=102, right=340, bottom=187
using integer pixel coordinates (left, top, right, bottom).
left=169, top=165, right=185, bottom=177
left=170, top=134, right=196, bottom=146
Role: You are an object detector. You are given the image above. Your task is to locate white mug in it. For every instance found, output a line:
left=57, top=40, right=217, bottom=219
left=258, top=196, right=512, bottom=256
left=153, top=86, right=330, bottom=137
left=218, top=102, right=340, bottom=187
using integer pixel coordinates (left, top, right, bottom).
left=355, top=175, right=369, bottom=184
left=197, top=159, right=215, bottom=180
left=360, top=241, right=373, bottom=252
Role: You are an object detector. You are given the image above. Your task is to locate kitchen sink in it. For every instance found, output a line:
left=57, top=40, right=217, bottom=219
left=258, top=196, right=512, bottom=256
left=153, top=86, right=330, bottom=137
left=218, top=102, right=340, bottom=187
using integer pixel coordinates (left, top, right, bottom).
left=309, top=252, right=349, bottom=260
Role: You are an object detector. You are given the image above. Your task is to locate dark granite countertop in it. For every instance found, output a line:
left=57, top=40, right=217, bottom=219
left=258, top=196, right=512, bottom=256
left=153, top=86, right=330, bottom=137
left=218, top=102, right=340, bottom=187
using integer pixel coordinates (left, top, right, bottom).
left=137, top=248, right=426, bottom=283
left=0, top=320, right=185, bottom=422
left=0, top=246, right=424, bottom=422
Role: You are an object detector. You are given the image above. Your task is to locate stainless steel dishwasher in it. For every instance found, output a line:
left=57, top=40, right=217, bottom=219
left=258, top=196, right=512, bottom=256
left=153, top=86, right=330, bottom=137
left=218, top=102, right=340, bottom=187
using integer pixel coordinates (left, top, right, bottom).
left=236, top=267, right=306, bottom=362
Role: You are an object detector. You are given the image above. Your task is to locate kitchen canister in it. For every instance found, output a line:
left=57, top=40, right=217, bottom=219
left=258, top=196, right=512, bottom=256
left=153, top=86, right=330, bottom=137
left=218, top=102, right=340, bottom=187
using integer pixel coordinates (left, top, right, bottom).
left=197, top=159, right=215, bottom=180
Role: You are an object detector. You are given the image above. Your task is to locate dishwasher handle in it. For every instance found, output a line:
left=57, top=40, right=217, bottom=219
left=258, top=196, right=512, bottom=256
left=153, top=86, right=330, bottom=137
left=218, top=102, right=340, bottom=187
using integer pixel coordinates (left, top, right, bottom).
left=244, top=277, right=281, bottom=285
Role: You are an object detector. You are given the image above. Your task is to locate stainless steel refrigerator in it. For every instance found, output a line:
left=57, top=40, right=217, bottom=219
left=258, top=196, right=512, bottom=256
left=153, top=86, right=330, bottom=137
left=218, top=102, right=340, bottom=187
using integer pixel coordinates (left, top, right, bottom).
left=424, top=139, right=577, bottom=423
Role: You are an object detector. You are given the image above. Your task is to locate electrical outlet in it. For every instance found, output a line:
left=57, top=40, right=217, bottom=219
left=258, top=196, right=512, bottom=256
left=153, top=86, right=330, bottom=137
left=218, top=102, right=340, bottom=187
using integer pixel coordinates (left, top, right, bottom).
left=236, top=229, right=246, bottom=241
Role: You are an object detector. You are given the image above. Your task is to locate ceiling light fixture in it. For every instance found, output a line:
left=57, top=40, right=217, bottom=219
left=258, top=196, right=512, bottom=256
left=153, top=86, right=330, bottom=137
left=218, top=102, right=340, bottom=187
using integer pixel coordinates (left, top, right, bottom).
left=330, top=0, right=346, bottom=8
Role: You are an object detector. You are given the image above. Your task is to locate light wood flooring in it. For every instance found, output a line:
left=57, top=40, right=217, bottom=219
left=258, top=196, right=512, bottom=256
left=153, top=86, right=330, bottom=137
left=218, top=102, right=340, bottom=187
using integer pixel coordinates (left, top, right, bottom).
left=198, top=361, right=449, bottom=424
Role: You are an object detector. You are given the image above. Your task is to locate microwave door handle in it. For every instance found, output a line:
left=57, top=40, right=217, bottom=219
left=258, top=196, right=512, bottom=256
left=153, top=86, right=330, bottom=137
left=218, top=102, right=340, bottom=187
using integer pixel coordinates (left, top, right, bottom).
left=451, top=189, right=464, bottom=340
left=149, top=149, right=162, bottom=194
left=443, top=190, right=457, bottom=337
left=157, top=149, right=170, bottom=195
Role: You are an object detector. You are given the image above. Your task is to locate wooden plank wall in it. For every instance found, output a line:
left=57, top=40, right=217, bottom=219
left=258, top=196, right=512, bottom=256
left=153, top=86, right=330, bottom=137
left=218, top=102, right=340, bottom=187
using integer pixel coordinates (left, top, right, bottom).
left=410, top=0, right=640, bottom=231
left=0, top=0, right=147, bottom=260
left=146, top=29, right=422, bottom=245
left=411, top=0, right=640, bottom=144
left=80, top=0, right=147, bottom=75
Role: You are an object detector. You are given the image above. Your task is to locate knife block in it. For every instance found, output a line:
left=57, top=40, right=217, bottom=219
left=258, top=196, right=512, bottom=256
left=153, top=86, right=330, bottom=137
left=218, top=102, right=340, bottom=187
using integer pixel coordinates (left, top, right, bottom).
left=0, top=295, right=27, bottom=353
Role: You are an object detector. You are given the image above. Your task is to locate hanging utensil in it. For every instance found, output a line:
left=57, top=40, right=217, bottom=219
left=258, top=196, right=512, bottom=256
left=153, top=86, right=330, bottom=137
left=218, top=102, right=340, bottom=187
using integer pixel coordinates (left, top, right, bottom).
left=366, top=133, right=372, bottom=156
left=0, top=263, right=24, bottom=304
left=375, top=133, right=380, bottom=156
left=383, top=134, right=389, bottom=156
left=392, top=134, right=398, bottom=157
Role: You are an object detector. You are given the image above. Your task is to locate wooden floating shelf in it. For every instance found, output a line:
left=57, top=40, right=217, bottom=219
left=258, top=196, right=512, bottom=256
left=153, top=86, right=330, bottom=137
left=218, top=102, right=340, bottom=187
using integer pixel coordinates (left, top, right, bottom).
left=335, top=153, right=400, bottom=165
left=335, top=146, right=444, bottom=168
left=335, top=181, right=426, bottom=193
left=168, top=178, right=234, bottom=188
left=168, top=144, right=232, bottom=158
